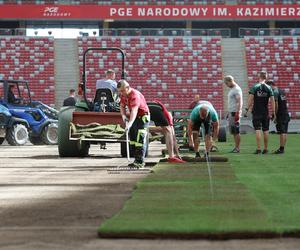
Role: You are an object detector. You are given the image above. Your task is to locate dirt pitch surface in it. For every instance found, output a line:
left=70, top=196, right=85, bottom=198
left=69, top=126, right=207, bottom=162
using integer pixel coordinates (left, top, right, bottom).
left=0, top=142, right=299, bottom=250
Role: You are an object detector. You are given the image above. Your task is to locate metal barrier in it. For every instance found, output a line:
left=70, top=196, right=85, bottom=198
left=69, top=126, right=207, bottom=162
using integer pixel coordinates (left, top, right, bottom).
left=100, top=28, right=231, bottom=37
left=239, top=27, right=300, bottom=37
left=0, top=28, right=230, bottom=38
left=171, top=109, right=191, bottom=146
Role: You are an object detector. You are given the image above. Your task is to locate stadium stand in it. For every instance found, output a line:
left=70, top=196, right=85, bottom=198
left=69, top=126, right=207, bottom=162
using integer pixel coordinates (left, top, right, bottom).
left=0, top=37, right=55, bottom=106
left=0, top=33, right=298, bottom=117
left=78, top=36, right=223, bottom=111
left=238, top=0, right=300, bottom=4
left=244, top=36, right=300, bottom=118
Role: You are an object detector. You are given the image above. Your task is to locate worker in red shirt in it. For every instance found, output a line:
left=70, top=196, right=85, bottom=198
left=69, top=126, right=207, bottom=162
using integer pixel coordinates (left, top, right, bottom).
left=118, top=79, right=150, bottom=168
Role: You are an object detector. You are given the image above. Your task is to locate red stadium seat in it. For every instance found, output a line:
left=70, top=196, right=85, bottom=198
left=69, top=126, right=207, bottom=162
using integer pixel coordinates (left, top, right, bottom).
left=244, top=36, right=300, bottom=118
left=0, top=37, right=55, bottom=106
left=77, top=36, right=223, bottom=112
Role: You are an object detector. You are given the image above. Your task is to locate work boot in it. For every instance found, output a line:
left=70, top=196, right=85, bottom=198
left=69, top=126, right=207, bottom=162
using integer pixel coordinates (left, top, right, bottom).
left=254, top=149, right=262, bottom=154
left=262, top=149, right=268, bottom=154
left=230, top=148, right=240, bottom=153
left=195, top=152, right=201, bottom=158
left=274, top=148, right=284, bottom=154
left=204, top=152, right=210, bottom=159
left=168, top=157, right=186, bottom=164
left=133, top=161, right=145, bottom=169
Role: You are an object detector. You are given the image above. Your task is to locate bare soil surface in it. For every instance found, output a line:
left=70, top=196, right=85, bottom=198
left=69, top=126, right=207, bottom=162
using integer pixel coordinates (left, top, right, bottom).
left=0, top=142, right=299, bottom=250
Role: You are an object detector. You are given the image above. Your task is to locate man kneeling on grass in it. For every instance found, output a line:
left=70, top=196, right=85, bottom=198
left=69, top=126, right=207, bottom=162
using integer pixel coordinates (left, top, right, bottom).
left=188, top=103, right=219, bottom=158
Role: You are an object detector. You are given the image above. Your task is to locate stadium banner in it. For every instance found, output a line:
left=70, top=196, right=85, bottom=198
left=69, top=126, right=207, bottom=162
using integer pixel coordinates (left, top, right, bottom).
left=0, top=5, right=300, bottom=20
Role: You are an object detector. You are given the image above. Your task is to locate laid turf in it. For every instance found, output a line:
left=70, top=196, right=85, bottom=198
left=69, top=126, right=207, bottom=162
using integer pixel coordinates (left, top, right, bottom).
left=98, top=133, right=300, bottom=239
left=223, top=133, right=300, bottom=233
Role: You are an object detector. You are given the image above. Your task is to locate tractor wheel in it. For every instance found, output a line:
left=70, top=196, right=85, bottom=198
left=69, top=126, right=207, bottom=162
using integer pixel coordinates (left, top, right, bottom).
left=0, top=138, right=5, bottom=145
left=42, top=123, right=58, bottom=145
left=218, top=126, right=227, bottom=142
left=29, top=136, right=43, bottom=145
left=58, top=107, right=89, bottom=157
left=6, top=124, right=29, bottom=146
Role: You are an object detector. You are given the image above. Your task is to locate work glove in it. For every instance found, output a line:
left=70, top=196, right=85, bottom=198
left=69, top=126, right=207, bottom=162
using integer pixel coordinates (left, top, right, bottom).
left=122, top=114, right=129, bottom=123
left=210, top=145, right=219, bottom=152
left=271, top=114, right=277, bottom=124
left=125, top=120, right=133, bottom=132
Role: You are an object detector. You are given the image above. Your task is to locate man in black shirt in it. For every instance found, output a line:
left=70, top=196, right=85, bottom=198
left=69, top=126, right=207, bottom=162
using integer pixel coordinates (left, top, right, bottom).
left=245, top=71, right=276, bottom=154
left=63, top=89, right=76, bottom=106
left=266, top=80, right=290, bottom=154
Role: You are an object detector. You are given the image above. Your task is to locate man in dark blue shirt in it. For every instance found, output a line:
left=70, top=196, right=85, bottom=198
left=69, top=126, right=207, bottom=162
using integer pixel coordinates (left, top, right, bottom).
left=245, top=71, right=275, bottom=154
left=266, top=80, right=290, bottom=154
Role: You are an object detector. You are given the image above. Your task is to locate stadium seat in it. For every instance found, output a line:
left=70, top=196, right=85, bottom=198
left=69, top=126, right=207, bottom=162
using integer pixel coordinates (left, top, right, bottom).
left=244, top=36, right=300, bottom=118
left=77, top=36, right=223, bottom=112
left=0, top=37, right=55, bottom=106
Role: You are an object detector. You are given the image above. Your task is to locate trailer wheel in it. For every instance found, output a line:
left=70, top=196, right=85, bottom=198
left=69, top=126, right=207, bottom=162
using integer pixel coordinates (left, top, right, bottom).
left=218, top=126, right=227, bottom=142
left=58, top=107, right=89, bottom=157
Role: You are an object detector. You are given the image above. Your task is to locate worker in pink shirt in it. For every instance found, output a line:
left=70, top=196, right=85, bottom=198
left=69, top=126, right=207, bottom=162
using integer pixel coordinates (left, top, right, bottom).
left=118, top=79, right=150, bottom=168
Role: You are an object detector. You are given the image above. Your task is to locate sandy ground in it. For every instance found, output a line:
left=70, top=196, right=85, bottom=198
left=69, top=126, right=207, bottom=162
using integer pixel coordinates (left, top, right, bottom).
left=0, top=142, right=299, bottom=250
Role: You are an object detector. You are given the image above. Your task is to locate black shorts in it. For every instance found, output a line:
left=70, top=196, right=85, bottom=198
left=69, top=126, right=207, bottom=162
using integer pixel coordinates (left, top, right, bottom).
left=276, top=118, right=290, bottom=134
left=192, top=120, right=211, bottom=135
left=252, top=115, right=270, bottom=131
left=149, top=104, right=169, bottom=127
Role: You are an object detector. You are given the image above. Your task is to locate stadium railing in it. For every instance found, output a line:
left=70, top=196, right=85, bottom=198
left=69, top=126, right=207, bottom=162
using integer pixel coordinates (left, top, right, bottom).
left=99, top=28, right=231, bottom=37
left=239, top=28, right=300, bottom=38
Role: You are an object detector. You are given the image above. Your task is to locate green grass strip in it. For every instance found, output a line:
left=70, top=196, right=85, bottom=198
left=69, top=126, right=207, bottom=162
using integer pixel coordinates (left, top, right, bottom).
left=98, top=134, right=300, bottom=239
left=223, top=134, right=300, bottom=233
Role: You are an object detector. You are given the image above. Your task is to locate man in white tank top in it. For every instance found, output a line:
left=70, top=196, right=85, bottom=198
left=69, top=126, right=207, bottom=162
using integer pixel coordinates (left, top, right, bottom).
left=224, top=75, right=243, bottom=153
